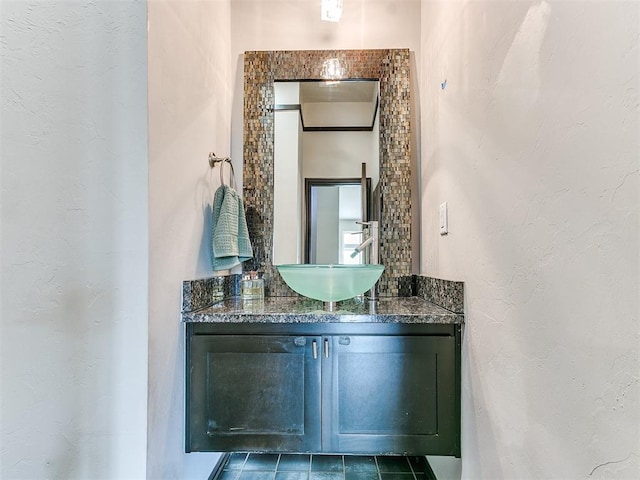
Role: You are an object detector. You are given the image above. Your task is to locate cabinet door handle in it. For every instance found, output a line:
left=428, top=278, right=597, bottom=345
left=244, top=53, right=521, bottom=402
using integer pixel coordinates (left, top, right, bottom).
left=312, top=340, right=318, bottom=359
left=324, top=339, right=329, bottom=358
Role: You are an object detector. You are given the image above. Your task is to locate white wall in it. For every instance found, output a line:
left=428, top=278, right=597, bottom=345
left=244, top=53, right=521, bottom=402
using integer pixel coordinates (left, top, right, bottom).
left=420, top=1, right=639, bottom=478
left=1, top=1, right=148, bottom=479
left=231, top=0, right=421, bottom=54
left=274, top=83, right=302, bottom=265
left=147, top=0, right=232, bottom=478
left=312, top=187, right=340, bottom=264
left=303, top=130, right=378, bottom=181
left=274, top=109, right=303, bottom=264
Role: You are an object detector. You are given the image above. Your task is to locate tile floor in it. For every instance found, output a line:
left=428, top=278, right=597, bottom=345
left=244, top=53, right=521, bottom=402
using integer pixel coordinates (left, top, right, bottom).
left=211, top=453, right=437, bottom=480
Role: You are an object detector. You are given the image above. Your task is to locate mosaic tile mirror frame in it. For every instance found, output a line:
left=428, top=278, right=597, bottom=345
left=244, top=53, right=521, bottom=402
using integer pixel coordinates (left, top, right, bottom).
left=243, top=49, right=412, bottom=296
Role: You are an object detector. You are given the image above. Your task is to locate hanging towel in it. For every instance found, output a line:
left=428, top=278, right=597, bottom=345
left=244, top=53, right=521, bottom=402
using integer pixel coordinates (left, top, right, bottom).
left=211, top=185, right=253, bottom=271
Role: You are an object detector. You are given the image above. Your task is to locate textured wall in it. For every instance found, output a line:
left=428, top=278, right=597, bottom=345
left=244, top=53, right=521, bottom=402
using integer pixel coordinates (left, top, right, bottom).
left=420, top=1, right=639, bottom=478
left=0, top=1, right=148, bottom=478
left=147, top=0, right=232, bottom=478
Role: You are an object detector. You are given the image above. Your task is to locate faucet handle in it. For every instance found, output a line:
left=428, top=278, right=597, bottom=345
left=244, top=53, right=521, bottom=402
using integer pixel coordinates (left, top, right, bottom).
left=355, top=220, right=378, bottom=233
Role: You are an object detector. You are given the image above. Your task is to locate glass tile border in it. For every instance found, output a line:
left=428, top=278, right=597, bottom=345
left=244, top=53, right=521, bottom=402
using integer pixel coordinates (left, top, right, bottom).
left=243, top=49, right=413, bottom=297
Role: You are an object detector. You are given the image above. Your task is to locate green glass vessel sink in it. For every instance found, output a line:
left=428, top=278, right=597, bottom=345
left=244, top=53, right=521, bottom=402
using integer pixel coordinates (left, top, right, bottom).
left=276, top=264, right=385, bottom=302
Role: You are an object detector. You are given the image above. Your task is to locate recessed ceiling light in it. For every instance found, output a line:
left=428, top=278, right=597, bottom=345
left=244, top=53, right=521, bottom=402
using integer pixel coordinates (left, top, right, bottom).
left=321, top=0, right=343, bottom=22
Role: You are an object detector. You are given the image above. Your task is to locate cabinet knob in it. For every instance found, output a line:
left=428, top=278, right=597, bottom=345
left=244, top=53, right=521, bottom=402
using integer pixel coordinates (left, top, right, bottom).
left=339, top=336, right=351, bottom=345
left=293, top=337, right=307, bottom=347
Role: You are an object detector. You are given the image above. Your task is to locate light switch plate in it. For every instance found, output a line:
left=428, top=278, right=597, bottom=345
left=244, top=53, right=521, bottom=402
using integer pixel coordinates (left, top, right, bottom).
left=439, top=202, right=448, bottom=235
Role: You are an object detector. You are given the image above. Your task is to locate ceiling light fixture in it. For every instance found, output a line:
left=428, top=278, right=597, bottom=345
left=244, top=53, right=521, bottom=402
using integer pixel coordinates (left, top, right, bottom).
left=321, top=0, right=343, bottom=22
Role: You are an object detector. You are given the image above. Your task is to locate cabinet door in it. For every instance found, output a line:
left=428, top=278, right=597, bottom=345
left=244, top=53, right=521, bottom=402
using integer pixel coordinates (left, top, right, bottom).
left=323, top=335, right=456, bottom=455
left=187, top=335, right=321, bottom=452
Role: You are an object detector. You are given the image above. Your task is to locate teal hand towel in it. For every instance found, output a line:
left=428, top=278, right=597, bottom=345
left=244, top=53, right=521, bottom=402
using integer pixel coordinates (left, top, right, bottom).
left=211, top=185, right=253, bottom=271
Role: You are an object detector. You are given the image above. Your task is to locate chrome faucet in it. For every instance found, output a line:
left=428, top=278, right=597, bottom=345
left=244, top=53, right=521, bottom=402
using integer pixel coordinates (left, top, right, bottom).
left=350, top=220, right=379, bottom=300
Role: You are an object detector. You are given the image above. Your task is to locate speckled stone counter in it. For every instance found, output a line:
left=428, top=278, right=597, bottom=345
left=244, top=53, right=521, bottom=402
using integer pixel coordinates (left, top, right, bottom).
left=181, top=296, right=463, bottom=324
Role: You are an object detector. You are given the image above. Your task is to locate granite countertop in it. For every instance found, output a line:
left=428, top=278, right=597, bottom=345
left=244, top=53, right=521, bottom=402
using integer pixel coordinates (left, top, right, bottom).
left=181, top=296, right=463, bottom=324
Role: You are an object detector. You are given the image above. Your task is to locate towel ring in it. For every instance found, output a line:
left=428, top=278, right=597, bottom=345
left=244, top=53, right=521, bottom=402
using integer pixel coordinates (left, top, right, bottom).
left=219, top=160, right=235, bottom=188
left=208, top=152, right=236, bottom=189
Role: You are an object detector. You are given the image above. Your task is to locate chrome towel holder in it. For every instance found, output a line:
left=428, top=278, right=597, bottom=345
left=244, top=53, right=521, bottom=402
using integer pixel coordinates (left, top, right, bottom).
left=208, top=152, right=235, bottom=188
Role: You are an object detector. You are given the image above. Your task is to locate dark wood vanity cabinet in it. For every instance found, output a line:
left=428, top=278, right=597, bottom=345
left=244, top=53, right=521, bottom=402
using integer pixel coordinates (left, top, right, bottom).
left=187, top=334, right=321, bottom=452
left=186, top=322, right=461, bottom=457
left=325, top=334, right=457, bottom=455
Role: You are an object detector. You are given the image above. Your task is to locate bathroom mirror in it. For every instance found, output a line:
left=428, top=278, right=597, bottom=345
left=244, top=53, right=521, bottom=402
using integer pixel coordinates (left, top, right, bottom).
left=272, top=79, right=379, bottom=265
left=243, top=49, right=412, bottom=296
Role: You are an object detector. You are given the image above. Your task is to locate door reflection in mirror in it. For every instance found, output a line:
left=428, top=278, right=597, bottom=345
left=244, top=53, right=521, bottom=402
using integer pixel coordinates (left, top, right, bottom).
left=306, top=180, right=371, bottom=264
left=272, top=80, right=379, bottom=265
